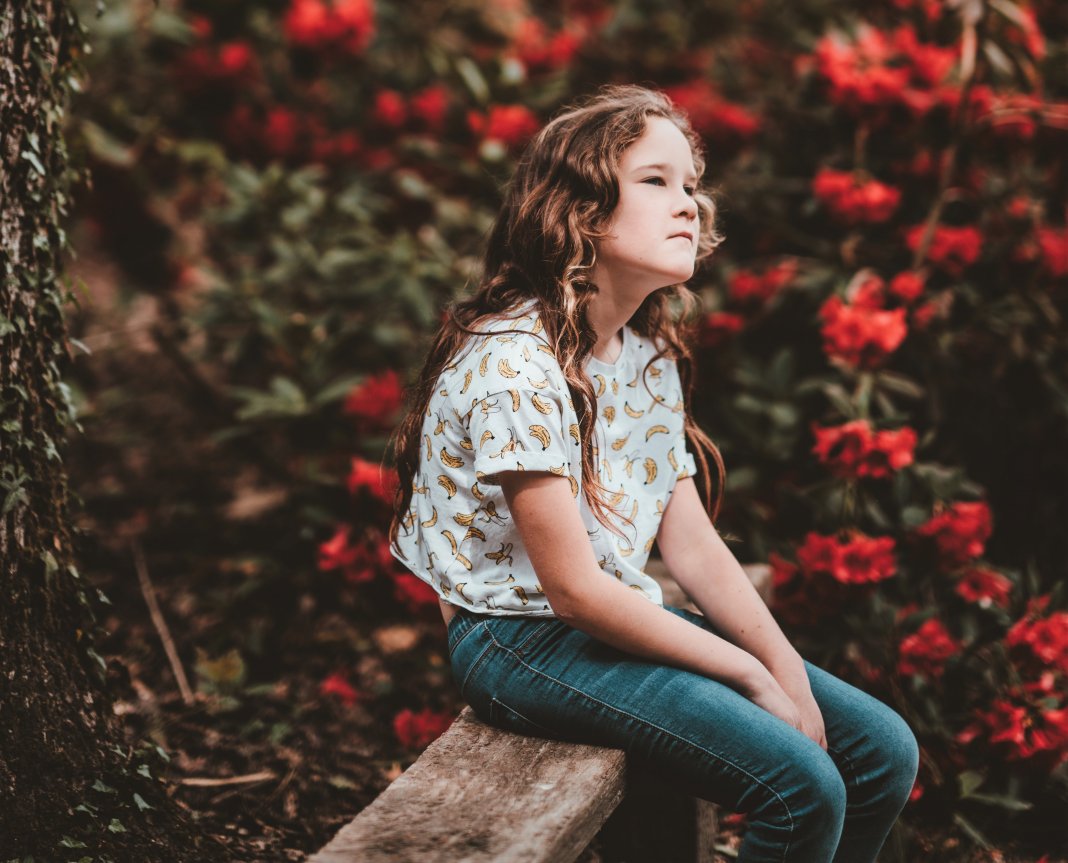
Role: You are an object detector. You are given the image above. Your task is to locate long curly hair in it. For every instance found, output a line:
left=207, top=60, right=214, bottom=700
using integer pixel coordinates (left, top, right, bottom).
left=387, top=83, right=727, bottom=553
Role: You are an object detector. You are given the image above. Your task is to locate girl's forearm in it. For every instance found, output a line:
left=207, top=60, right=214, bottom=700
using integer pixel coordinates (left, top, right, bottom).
left=671, top=542, right=806, bottom=681
left=553, top=572, right=773, bottom=696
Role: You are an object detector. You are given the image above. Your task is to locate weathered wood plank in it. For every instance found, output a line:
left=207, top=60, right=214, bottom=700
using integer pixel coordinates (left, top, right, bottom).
left=308, top=707, right=626, bottom=863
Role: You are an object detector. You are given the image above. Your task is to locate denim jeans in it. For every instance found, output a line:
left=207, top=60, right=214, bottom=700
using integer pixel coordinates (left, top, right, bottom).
left=447, top=603, right=919, bottom=863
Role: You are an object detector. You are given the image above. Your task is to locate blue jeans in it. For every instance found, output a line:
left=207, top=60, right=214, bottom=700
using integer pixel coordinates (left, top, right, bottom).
left=447, top=604, right=918, bottom=863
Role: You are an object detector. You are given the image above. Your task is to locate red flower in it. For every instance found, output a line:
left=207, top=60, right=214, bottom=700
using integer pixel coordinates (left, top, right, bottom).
left=469, top=104, right=540, bottom=150
left=728, top=259, right=797, bottom=305
left=320, top=670, right=362, bottom=706
left=1037, top=226, right=1068, bottom=279
left=913, top=500, right=993, bottom=568
left=812, top=168, right=901, bottom=224
left=664, top=80, right=761, bottom=147
left=957, top=672, right=1068, bottom=769
left=342, top=369, right=405, bottom=427
left=372, top=89, right=407, bottom=128
left=698, top=311, right=745, bottom=347
left=393, top=707, right=455, bottom=749
left=346, top=457, right=398, bottom=503
left=264, top=106, right=302, bottom=159
left=318, top=524, right=360, bottom=572
left=318, top=526, right=396, bottom=584
left=283, top=0, right=375, bottom=54
left=409, top=84, right=450, bottom=133
left=811, top=420, right=917, bottom=480
left=904, top=223, right=983, bottom=277
left=955, top=566, right=1014, bottom=609
left=796, top=530, right=897, bottom=585
left=1006, top=604, right=1068, bottom=673
left=512, top=17, right=582, bottom=72
left=888, top=271, right=926, bottom=303
left=818, top=294, right=908, bottom=370
left=392, top=572, right=441, bottom=615
left=897, top=618, right=962, bottom=678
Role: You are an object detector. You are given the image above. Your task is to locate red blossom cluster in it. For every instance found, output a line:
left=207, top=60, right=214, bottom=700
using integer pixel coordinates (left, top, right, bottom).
left=912, top=500, right=993, bottom=569
left=663, top=80, right=761, bottom=149
left=795, top=530, right=898, bottom=585
left=317, top=525, right=395, bottom=584
left=320, top=670, right=362, bottom=706
left=818, top=293, right=907, bottom=370
left=1006, top=595, right=1068, bottom=674
left=510, top=16, right=584, bottom=74
left=954, top=566, right=1014, bottom=609
left=727, top=259, right=797, bottom=305
left=769, top=531, right=897, bottom=627
left=371, top=84, right=451, bottom=135
left=903, top=224, right=983, bottom=277
left=812, top=168, right=902, bottom=225
left=393, top=707, right=455, bottom=749
left=810, top=418, right=917, bottom=479
left=896, top=617, right=962, bottom=678
left=346, top=456, right=398, bottom=503
left=807, top=24, right=960, bottom=124
left=342, top=369, right=405, bottom=429
left=957, top=671, right=1068, bottom=770
left=175, top=39, right=260, bottom=91
left=283, top=0, right=376, bottom=54
left=467, top=104, right=542, bottom=153
left=697, top=311, right=746, bottom=348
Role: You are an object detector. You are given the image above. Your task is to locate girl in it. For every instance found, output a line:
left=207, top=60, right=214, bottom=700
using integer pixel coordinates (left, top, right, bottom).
left=387, top=84, right=918, bottom=862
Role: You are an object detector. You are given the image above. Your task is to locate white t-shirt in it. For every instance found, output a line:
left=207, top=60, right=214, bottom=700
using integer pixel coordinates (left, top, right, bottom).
left=390, top=298, right=698, bottom=616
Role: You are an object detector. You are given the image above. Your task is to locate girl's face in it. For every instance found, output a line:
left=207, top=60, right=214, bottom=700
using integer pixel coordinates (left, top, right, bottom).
left=590, top=116, right=701, bottom=302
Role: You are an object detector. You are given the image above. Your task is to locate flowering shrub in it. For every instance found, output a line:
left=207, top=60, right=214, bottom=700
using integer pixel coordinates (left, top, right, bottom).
left=70, top=0, right=1067, bottom=853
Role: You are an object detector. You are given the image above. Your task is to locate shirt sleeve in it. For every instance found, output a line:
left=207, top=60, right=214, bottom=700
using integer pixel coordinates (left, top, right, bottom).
left=468, top=383, right=575, bottom=485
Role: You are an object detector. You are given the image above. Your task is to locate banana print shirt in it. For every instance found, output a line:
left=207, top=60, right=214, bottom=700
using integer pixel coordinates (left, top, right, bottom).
left=390, top=299, right=698, bottom=617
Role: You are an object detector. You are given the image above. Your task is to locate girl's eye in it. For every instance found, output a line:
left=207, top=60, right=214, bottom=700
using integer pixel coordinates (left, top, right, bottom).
left=643, top=177, right=697, bottom=196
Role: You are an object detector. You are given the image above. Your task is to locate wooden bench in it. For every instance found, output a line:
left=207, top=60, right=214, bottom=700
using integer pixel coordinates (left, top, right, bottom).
left=309, top=562, right=773, bottom=863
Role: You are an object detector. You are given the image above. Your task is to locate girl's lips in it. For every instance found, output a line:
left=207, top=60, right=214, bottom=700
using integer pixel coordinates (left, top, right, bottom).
left=669, top=233, right=694, bottom=242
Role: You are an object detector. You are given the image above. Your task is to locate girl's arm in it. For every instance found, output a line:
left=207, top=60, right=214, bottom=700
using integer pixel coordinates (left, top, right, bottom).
left=655, top=477, right=807, bottom=684
left=496, top=472, right=775, bottom=697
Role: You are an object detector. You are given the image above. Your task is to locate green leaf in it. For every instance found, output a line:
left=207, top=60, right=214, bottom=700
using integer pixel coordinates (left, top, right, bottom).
left=106, top=818, right=126, bottom=833
left=957, top=770, right=984, bottom=797
left=963, top=792, right=1032, bottom=811
left=91, top=779, right=116, bottom=794
left=133, top=793, right=152, bottom=811
left=58, top=837, right=88, bottom=848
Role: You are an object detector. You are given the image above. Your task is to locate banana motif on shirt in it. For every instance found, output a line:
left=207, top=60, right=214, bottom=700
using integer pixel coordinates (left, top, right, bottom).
left=511, top=585, right=529, bottom=605
left=531, top=394, right=554, bottom=415
left=459, top=436, right=473, bottom=451
left=611, top=433, right=630, bottom=451
left=643, top=457, right=658, bottom=485
left=603, top=405, right=615, bottom=426
left=529, top=424, right=551, bottom=450
left=461, top=368, right=473, bottom=394
left=437, top=475, right=457, bottom=498
left=624, top=401, right=645, bottom=418
left=440, top=447, right=464, bottom=468
left=645, top=424, right=670, bottom=441
left=485, top=572, right=515, bottom=585
left=463, top=526, right=486, bottom=543
left=667, top=448, right=679, bottom=472
left=498, top=358, right=520, bottom=379
left=485, top=542, right=514, bottom=566
left=420, top=506, right=438, bottom=528
left=592, top=373, right=606, bottom=397
left=569, top=423, right=581, bottom=445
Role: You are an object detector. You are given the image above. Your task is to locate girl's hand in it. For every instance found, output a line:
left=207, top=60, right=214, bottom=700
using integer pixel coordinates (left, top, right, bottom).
left=773, top=665, right=828, bottom=752
left=746, top=671, right=828, bottom=751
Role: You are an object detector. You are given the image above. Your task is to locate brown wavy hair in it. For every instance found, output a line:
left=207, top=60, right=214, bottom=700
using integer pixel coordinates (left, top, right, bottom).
left=387, top=83, right=727, bottom=553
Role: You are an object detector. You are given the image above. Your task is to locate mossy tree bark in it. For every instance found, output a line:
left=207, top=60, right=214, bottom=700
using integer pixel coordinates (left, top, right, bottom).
left=0, top=2, right=223, bottom=859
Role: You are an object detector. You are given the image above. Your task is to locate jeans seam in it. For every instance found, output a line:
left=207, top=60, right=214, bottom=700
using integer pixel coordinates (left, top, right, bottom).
left=459, top=638, right=497, bottom=701
left=484, top=632, right=795, bottom=860
left=449, top=620, right=486, bottom=658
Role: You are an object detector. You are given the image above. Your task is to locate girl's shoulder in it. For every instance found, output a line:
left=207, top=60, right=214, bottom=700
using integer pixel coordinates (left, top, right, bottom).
left=447, top=299, right=563, bottom=397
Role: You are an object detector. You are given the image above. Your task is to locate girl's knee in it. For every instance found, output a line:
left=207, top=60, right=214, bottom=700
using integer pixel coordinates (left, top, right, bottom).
left=753, top=749, right=847, bottom=835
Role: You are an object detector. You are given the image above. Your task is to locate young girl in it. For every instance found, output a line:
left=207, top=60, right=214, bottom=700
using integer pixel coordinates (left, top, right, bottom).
left=388, top=84, right=918, bottom=862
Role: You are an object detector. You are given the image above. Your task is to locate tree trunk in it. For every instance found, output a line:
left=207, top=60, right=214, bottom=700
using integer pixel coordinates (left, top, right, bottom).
left=0, top=3, right=223, bottom=858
